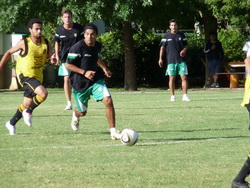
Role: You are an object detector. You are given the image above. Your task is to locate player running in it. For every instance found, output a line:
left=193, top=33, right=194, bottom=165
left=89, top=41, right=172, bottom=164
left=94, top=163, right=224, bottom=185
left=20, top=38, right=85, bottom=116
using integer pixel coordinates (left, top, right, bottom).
left=65, top=23, right=121, bottom=140
left=0, top=18, right=56, bottom=135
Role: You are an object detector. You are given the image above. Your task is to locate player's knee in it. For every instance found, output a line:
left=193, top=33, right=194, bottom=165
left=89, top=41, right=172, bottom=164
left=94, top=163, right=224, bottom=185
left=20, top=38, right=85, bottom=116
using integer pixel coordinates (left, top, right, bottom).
left=80, top=111, right=87, bottom=116
left=40, top=90, right=48, bottom=100
left=103, top=97, right=114, bottom=108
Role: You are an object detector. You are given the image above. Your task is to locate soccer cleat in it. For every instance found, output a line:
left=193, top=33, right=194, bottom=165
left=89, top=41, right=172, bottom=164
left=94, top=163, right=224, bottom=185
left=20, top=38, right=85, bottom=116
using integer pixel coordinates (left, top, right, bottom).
left=5, top=121, right=16, bottom=135
left=170, top=96, right=176, bottom=102
left=232, top=180, right=250, bottom=188
left=22, top=109, right=32, bottom=127
left=215, top=83, right=220, bottom=88
left=111, top=130, right=121, bottom=140
left=182, top=95, right=191, bottom=102
left=64, top=105, right=72, bottom=111
left=71, top=112, right=80, bottom=131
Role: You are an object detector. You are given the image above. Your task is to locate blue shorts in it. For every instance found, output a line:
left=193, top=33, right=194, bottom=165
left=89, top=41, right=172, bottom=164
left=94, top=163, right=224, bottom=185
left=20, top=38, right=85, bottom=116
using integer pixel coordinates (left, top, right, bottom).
left=208, top=59, right=221, bottom=75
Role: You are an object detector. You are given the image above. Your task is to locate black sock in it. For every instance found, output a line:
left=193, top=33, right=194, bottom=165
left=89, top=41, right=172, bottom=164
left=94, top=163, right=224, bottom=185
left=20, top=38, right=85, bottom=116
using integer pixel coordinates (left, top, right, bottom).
left=234, top=155, right=250, bottom=182
left=10, top=104, right=25, bottom=125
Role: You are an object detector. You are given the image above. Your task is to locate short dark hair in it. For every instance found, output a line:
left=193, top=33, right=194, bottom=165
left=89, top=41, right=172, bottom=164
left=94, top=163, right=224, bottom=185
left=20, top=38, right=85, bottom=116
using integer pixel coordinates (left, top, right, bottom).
left=28, top=18, right=42, bottom=28
left=84, top=23, right=98, bottom=35
left=169, top=19, right=177, bottom=25
left=61, top=9, right=72, bottom=17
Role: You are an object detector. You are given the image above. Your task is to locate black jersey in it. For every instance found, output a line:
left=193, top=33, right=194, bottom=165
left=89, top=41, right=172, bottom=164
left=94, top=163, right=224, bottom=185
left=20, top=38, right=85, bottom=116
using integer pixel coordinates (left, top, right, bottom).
left=67, top=40, right=105, bottom=92
left=160, top=32, right=187, bottom=64
left=55, top=23, right=84, bottom=62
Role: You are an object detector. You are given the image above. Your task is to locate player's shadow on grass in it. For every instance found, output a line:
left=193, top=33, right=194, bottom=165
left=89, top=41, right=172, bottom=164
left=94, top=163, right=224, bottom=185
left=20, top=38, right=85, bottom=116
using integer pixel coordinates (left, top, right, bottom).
left=139, top=127, right=240, bottom=133
left=139, top=135, right=250, bottom=146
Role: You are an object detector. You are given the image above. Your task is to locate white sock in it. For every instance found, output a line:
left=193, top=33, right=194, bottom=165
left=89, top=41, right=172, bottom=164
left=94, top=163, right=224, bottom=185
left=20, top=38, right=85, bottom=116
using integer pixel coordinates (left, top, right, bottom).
left=73, top=111, right=79, bottom=120
left=183, top=94, right=188, bottom=97
left=110, top=127, right=117, bottom=133
left=67, top=101, right=72, bottom=106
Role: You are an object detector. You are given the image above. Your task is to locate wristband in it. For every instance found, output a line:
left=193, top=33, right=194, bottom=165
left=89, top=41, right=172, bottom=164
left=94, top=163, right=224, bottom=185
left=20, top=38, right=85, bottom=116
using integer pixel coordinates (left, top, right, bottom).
left=82, top=70, right=86, bottom=76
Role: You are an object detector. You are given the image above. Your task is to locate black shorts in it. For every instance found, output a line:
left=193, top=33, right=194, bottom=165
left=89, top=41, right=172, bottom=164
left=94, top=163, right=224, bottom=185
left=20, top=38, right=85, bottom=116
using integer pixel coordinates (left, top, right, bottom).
left=19, top=74, right=42, bottom=97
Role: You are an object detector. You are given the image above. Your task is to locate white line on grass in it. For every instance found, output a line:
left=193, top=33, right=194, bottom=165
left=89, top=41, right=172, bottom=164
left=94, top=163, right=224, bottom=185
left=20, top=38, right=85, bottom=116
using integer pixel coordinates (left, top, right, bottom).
left=0, top=136, right=243, bottom=151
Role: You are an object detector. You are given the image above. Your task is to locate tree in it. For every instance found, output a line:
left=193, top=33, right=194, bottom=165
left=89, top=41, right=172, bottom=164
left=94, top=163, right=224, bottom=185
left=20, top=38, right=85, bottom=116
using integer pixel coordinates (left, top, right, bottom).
left=3, top=0, right=248, bottom=90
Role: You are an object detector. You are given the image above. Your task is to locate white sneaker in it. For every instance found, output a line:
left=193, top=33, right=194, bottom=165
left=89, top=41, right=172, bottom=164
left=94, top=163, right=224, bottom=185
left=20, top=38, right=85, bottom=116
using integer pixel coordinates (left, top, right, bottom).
left=170, top=96, right=176, bottom=102
left=211, top=83, right=216, bottom=88
left=22, top=109, right=32, bottom=127
left=5, top=121, right=16, bottom=135
left=64, top=105, right=72, bottom=111
left=182, top=95, right=191, bottom=101
left=71, top=112, right=80, bottom=131
left=111, top=130, right=121, bottom=140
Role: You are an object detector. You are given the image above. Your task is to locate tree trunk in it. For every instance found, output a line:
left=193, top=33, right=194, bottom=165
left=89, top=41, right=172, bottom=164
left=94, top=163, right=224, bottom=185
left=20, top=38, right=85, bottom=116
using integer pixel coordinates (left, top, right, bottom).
left=122, top=21, right=137, bottom=91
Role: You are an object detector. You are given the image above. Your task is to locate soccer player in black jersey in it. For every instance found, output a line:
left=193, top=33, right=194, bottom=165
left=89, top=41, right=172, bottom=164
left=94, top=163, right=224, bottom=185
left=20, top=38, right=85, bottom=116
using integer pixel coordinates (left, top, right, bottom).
left=65, top=23, right=121, bottom=140
left=158, top=19, right=190, bottom=102
left=55, top=9, right=84, bottom=110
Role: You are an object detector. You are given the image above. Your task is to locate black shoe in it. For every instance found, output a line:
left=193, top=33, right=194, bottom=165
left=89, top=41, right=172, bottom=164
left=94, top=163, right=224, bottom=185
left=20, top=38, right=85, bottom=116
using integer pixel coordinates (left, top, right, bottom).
left=232, top=180, right=250, bottom=188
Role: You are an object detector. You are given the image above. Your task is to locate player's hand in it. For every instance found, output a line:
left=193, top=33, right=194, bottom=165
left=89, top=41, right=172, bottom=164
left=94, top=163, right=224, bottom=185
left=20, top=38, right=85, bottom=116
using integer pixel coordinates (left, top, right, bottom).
left=84, top=70, right=96, bottom=80
left=158, top=59, right=163, bottom=68
left=104, top=69, right=112, bottom=78
left=180, top=50, right=186, bottom=57
left=50, top=53, right=57, bottom=64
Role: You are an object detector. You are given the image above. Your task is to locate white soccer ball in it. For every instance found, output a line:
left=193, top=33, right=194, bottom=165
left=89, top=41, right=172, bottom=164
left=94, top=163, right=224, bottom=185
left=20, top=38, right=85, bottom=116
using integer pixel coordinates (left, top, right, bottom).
left=120, top=128, right=138, bottom=146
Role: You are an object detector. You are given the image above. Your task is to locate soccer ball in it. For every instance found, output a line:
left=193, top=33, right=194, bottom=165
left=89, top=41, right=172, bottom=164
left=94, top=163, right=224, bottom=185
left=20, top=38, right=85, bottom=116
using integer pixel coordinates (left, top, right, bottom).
left=120, top=129, right=138, bottom=146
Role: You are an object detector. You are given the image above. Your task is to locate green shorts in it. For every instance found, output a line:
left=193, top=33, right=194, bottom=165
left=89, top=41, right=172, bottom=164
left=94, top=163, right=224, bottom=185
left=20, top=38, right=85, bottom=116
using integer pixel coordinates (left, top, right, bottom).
left=58, top=62, right=70, bottom=76
left=166, top=62, right=188, bottom=76
left=72, top=79, right=111, bottom=112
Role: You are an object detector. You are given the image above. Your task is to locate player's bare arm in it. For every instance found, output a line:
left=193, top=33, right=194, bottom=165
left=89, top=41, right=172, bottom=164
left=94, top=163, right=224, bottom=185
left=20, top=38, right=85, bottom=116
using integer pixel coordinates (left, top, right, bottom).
left=158, top=46, right=165, bottom=68
left=180, top=46, right=188, bottom=57
left=245, top=58, right=250, bottom=74
left=98, top=58, right=112, bottom=78
left=0, top=40, right=24, bottom=71
left=54, top=41, right=60, bottom=66
left=47, top=42, right=57, bottom=64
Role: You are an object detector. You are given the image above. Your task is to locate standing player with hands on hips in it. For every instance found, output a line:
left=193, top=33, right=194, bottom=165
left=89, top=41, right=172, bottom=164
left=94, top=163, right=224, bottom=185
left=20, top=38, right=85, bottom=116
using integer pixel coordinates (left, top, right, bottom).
left=0, top=18, right=56, bottom=135
left=158, top=19, right=190, bottom=102
left=65, top=23, right=121, bottom=140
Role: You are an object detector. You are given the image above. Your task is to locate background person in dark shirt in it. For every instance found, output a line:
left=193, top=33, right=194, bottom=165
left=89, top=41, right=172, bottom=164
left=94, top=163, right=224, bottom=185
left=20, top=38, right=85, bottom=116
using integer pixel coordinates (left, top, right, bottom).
left=204, top=31, right=224, bottom=88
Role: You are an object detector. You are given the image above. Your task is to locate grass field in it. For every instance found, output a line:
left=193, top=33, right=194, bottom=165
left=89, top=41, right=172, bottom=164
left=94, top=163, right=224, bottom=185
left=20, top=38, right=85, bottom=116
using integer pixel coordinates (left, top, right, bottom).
left=1, top=88, right=250, bottom=188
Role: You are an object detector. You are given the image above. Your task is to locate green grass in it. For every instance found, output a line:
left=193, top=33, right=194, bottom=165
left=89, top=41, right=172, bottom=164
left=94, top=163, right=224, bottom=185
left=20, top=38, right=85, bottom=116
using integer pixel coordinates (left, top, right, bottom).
left=0, top=88, right=250, bottom=188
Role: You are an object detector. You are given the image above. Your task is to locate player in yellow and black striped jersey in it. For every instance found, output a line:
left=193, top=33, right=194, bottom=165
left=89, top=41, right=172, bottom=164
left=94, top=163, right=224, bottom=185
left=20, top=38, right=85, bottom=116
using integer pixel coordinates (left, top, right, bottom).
left=231, top=58, right=250, bottom=188
left=0, top=18, right=56, bottom=135
left=241, top=57, right=250, bottom=130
